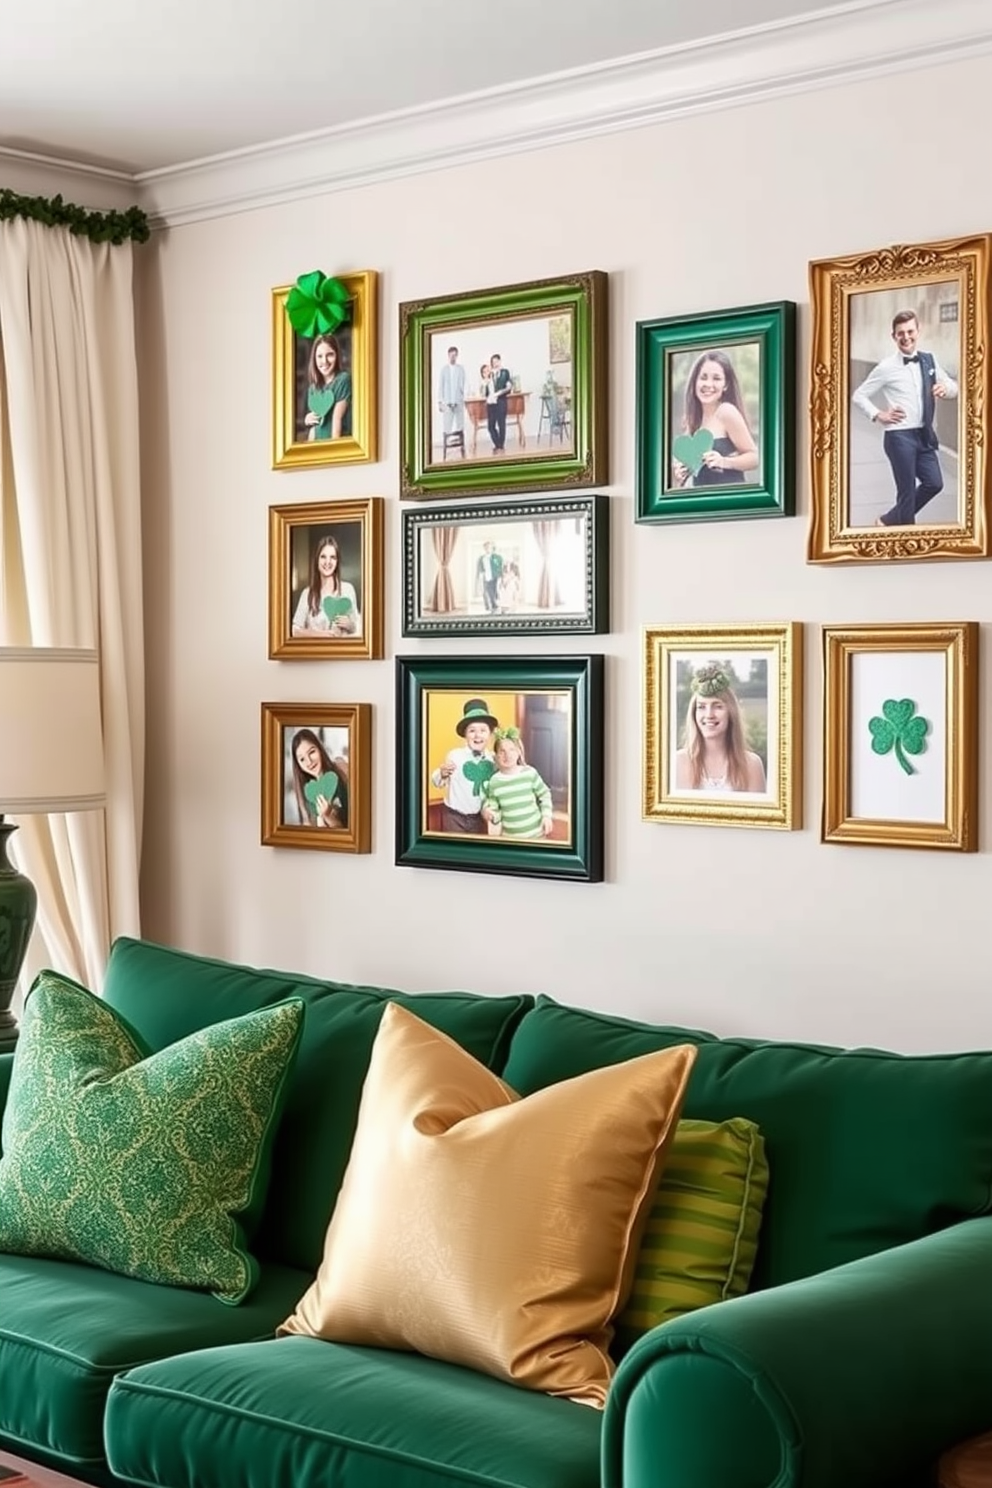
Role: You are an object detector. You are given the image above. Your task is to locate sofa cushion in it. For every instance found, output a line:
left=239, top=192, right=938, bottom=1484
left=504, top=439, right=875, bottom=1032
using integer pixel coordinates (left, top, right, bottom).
left=102, top=937, right=531, bottom=1273
left=0, top=973, right=303, bottom=1303
left=105, top=1335, right=602, bottom=1488
left=280, top=1003, right=696, bottom=1406
left=615, top=1116, right=769, bottom=1351
left=502, top=996, right=992, bottom=1289
left=0, top=1253, right=307, bottom=1468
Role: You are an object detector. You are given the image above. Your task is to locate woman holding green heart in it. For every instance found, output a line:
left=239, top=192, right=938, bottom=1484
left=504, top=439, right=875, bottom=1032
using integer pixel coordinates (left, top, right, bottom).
left=290, top=728, right=349, bottom=829
left=672, top=349, right=758, bottom=489
left=292, top=534, right=361, bottom=638
left=303, top=333, right=352, bottom=441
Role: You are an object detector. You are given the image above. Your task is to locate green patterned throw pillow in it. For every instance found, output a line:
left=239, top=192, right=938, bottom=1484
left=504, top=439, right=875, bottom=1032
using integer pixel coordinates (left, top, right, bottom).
left=615, top=1117, right=769, bottom=1350
left=0, top=971, right=304, bottom=1304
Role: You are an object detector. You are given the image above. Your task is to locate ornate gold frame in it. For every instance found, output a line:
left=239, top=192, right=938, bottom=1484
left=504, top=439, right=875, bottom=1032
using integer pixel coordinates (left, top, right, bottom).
left=272, top=270, right=378, bottom=469
left=643, top=623, right=803, bottom=831
left=268, top=498, right=383, bottom=661
left=808, top=234, right=990, bottom=563
left=261, top=702, right=372, bottom=853
left=822, top=623, right=978, bottom=851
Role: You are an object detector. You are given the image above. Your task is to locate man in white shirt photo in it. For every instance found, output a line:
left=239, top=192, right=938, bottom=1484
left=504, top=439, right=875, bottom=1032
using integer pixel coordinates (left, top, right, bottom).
left=851, top=309, right=958, bottom=527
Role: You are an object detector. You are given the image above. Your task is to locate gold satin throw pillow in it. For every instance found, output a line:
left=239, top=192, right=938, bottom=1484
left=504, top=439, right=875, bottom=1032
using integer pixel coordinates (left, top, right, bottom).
left=280, top=1002, right=697, bottom=1406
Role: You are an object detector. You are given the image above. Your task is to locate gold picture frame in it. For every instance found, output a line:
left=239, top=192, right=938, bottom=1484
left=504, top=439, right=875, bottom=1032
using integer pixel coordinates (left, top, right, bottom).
left=272, top=270, right=378, bottom=469
left=808, top=234, right=990, bottom=563
left=822, top=622, right=978, bottom=851
left=268, top=497, right=384, bottom=660
left=643, top=623, right=802, bottom=831
left=261, top=702, right=372, bottom=853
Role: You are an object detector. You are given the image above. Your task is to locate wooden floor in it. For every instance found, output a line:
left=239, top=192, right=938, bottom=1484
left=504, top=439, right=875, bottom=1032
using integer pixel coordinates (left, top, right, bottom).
left=0, top=1451, right=89, bottom=1488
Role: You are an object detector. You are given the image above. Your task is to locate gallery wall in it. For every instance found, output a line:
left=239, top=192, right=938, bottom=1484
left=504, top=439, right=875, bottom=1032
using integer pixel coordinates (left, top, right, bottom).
left=136, top=47, right=992, bottom=1054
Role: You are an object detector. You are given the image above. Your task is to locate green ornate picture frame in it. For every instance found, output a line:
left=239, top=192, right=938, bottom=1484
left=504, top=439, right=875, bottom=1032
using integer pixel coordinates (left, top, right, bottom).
left=395, top=654, right=604, bottom=881
left=636, top=300, right=795, bottom=525
left=399, top=272, right=608, bottom=500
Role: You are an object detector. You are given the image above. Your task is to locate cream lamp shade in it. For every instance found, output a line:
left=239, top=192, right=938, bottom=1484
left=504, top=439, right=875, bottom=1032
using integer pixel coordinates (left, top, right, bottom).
left=0, top=647, right=106, bottom=1054
left=0, top=647, right=105, bottom=813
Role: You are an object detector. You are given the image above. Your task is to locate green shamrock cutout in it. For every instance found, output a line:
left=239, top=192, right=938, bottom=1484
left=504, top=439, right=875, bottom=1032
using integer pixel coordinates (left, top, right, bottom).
left=462, top=758, right=495, bottom=796
left=303, top=771, right=339, bottom=809
left=285, top=272, right=351, bottom=337
left=322, top=596, right=353, bottom=622
left=672, top=429, right=714, bottom=476
left=868, top=699, right=929, bottom=776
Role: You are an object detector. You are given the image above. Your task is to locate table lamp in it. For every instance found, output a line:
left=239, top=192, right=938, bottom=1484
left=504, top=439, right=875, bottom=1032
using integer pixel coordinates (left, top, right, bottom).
left=0, top=647, right=106, bottom=1052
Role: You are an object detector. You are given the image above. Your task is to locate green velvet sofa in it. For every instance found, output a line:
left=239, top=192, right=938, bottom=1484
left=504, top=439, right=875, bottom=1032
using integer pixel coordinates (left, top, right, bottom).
left=1, top=937, right=991, bottom=1488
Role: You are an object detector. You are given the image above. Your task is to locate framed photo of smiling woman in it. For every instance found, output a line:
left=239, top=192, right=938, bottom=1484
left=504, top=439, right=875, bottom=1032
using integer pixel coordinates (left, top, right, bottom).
left=268, top=498, right=384, bottom=660
left=643, top=622, right=802, bottom=830
left=636, top=301, right=795, bottom=525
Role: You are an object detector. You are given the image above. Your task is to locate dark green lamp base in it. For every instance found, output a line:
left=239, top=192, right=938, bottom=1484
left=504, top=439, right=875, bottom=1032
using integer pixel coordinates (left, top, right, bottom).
left=0, top=820, right=37, bottom=1054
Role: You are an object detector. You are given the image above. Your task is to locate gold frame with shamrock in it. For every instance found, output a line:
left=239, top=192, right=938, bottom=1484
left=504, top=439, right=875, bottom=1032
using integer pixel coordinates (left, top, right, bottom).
left=268, top=497, right=384, bottom=661
left=261, top=702, right=372, bottom=853
left=822, top=622, right=978, bottom=851
left=642, top=622, right=803, bottom=831
left=272, top=269, right=378, bottom=469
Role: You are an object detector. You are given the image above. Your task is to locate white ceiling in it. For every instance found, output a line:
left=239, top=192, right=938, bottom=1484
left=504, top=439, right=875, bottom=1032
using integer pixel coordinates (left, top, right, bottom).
left=1, top=0, right=889, bottom=176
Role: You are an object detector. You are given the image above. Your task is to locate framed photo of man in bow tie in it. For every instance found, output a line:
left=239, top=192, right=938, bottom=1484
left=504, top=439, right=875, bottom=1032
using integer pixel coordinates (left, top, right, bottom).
left=808, top=233, right=991, bottom=564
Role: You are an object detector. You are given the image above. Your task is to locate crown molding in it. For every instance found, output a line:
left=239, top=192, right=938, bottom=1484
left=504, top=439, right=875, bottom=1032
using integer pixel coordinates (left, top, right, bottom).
left=0, top=147, right=138, bottom=211
left=5, top=0, right=992, bottom=229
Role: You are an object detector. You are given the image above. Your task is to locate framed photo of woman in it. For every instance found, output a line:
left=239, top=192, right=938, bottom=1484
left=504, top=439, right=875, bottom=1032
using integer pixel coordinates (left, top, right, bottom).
left=643, top=623, right=802, bottom=830
left=261, top=702, right=372, bottom=853
left=271, top=270, right=378, bottom=470
left=399, top=272, right=608, bottom=501
left=808, top=234, right=991, bottom=563
left=636, top=301, right=795, bottom=525
left=268, top=498, right=383, bottom=660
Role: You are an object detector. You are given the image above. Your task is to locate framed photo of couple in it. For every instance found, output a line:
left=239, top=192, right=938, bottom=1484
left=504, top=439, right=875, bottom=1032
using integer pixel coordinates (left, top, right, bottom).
left=636, top=301, right=796, bottom=525
left=260, top=702, right=372, bottom=853
left=808, top=233, right=991, bottom=563
left=401, top=494, right=609, bottom=637
left=395, top=655, right=604, bottom=882
left=268, top=498, right=384, bottom=660
left=271, top=270, right=378, bottom=470
left=642, top=623, right=803, bottom=831
left=822, top=622, right=978, bottom=851
left=399, top=272, right=608, bottom=500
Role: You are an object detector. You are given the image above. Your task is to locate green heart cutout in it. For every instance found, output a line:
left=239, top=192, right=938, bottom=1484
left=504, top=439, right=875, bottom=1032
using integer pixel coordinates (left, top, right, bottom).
left=322, top=596, right=353, bottom=622
left=672, top=429, right=714, bottom=475
left=303, top=771, right=339, bottom=809
left=308, top=387, right=336, bottom=421
left=881, top=698, right=915, bottom=730
left=461, top=758, right=494, bottom=797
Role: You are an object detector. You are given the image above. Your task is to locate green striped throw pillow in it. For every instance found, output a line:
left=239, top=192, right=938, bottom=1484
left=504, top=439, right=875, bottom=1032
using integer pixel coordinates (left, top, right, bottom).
left=615, top=1117, right=769, bottom=1350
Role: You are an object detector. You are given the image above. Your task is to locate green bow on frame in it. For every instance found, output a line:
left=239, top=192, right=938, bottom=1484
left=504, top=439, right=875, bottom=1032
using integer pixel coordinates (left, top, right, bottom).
left=285, top=271, right=351, bottom=337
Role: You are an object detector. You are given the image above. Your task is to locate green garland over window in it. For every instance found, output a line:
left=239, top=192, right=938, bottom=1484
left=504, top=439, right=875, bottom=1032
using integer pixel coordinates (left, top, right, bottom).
left=0, top=189, right=149, bottom=245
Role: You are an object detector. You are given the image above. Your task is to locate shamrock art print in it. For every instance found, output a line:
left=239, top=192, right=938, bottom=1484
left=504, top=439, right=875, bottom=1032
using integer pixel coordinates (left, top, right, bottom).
left=868, top=698, right=929, bottom=776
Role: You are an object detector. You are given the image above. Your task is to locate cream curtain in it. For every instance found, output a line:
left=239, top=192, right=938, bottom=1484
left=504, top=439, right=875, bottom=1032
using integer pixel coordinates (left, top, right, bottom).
left=0, top=215, right=144, bottom=997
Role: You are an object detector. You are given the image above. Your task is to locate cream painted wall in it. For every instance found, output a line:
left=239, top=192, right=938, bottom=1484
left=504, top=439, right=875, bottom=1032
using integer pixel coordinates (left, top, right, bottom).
left=137, top=51, right=992, bottom=1055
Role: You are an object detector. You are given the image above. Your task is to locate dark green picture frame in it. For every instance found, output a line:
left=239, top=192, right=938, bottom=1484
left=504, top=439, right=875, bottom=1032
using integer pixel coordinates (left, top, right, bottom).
left=636, top=300, right=796, bottom=525
left=395, top=654, right=604, bottom=882
left=400, top=272, right=608, bottom=500
left=401, top=493, right=610, bottom=637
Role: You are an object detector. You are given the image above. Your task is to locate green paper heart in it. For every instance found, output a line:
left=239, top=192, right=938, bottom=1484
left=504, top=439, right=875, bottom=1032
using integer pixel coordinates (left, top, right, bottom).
left=322, top=596, right=353, bottom=622
left=461, top=758, right=495, bottom=797
left=672, top=429, right=714, bottom=475
left=286, top=272, right=351, bottom=338
left=308, top=387, right=336, bottom=422
left=304, top=771, right=340, bottom=808
left=881, top=698, right=916, bottom=730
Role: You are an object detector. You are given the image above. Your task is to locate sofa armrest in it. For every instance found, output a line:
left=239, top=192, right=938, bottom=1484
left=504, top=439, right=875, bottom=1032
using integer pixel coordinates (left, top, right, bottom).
left=603, top=1217, right=992, bottom=1488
